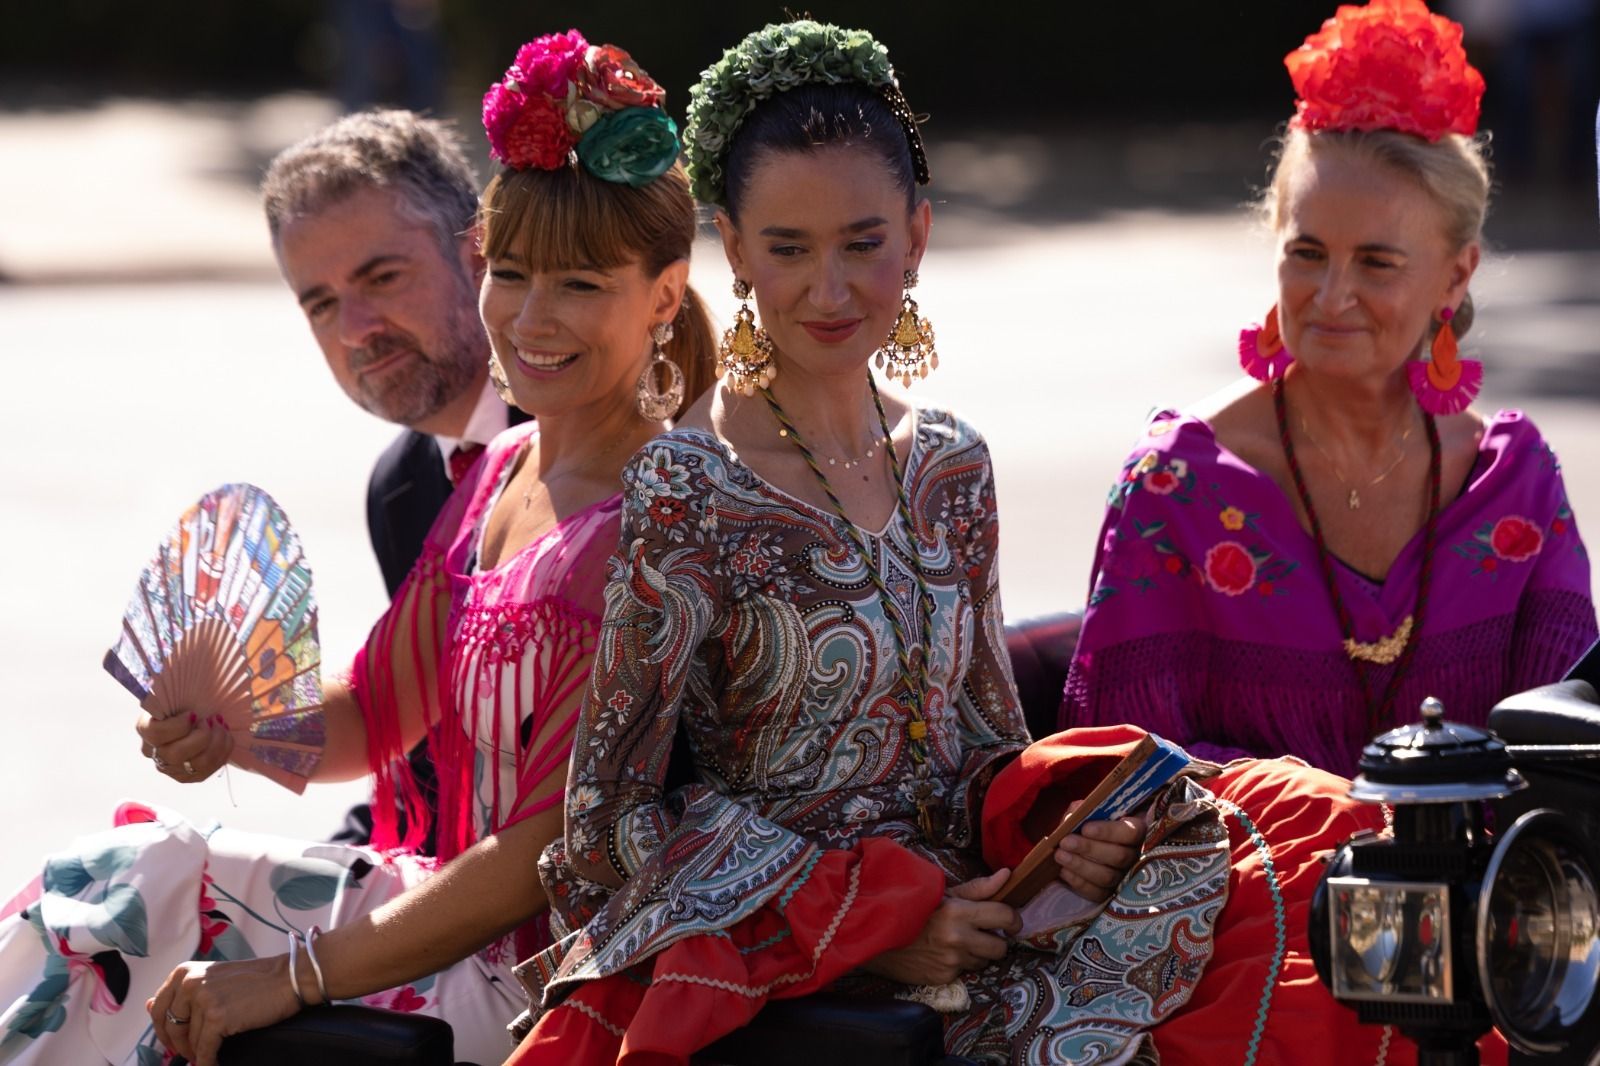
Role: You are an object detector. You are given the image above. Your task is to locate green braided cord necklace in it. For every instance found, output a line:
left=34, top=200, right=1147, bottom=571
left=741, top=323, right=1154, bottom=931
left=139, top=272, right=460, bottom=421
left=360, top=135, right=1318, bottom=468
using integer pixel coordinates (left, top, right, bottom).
left=759, top=373, right=939, bottom=838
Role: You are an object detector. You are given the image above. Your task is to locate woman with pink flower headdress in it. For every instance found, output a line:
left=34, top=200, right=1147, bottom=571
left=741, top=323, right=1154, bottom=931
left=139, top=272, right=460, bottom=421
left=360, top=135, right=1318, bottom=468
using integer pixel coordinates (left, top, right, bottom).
left=1062, top=0, right=1597, bottom=776
left=0, top=30, right=715, bottom=1066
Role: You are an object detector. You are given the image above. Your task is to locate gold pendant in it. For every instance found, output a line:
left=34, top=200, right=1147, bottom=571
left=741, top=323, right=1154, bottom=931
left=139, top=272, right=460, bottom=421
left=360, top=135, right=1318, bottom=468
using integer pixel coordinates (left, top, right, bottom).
left=1343, top=615, right=1413, bottom=664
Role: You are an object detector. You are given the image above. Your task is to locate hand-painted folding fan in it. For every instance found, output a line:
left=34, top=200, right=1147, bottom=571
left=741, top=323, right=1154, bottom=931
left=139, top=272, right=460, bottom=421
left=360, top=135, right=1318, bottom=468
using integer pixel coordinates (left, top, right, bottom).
left=103, top=484, right=324, bottom=792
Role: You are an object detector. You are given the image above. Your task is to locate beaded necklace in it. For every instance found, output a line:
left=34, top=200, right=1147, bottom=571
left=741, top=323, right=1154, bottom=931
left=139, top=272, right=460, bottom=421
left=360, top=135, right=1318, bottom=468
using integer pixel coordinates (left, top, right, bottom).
left=1274, top=379, right=1441, bottom=735
left=759, top=374, right=939, bottom=838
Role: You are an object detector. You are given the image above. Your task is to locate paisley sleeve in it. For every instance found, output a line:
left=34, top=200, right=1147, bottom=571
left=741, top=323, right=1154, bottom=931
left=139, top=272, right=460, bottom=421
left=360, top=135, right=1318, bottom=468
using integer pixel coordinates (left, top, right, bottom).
left=940, top=429, right=1030, bottom=851
left=563, top=439, right=729, bottom=888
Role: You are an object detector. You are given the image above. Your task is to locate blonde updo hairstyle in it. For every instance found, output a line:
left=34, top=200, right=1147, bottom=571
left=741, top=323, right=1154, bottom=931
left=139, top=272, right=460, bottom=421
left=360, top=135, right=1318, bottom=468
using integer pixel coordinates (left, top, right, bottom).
left=1261, top=127, right=1491, bottom=339
left=477, top=160, right=716, bottom=418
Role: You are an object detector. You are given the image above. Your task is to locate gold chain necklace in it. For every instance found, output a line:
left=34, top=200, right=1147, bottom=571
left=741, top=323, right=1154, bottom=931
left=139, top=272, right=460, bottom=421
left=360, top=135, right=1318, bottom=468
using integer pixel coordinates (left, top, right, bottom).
left=1296, top=413, right=1415, bottom=510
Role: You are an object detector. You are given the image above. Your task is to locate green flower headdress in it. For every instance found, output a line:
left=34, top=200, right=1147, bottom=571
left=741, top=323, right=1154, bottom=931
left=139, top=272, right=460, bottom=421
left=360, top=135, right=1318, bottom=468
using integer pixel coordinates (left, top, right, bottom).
left=683, top=20, right=930, bottom=206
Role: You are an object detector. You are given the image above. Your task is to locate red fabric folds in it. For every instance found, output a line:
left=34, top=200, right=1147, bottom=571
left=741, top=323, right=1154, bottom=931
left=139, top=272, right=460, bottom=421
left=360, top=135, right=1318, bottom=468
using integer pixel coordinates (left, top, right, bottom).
left=509, top=837, right=945, bottom=1066
left=979, top=724, right=1149, bottom=872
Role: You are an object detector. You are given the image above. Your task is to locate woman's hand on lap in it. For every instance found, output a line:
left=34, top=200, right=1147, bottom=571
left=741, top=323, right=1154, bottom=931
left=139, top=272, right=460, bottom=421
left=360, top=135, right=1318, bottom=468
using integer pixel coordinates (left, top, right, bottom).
left=1055, top=804, right=1147, bottom=902
left=137, top=709, right=233, bottom=782
left=864, top=868, right=1020, bottom=985
left=148, top=956, right=304, bottom=1066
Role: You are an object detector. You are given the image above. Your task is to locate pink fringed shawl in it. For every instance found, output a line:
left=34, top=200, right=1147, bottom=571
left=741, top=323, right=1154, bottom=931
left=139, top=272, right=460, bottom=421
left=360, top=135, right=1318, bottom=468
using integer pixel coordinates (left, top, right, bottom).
left=348, top=423, right=620, bottom=950
left=1062, top=409, right=1597, bottom=776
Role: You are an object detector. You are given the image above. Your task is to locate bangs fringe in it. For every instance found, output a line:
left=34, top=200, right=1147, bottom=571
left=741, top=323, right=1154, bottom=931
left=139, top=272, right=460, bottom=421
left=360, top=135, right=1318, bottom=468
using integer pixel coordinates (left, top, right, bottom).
left=481, top=164, right=681, bottom=274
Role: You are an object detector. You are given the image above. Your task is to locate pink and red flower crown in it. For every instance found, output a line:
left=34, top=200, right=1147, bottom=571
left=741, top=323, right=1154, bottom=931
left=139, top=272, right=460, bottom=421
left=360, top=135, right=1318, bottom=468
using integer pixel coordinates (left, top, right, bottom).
left=1285, top=0, right=1484, bottom=141
left=482, top=30, right=680, bottom=187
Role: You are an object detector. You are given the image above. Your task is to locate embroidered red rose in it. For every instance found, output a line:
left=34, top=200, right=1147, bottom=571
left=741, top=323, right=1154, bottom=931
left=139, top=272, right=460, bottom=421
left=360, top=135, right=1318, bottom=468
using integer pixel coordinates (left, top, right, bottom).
left=1285, top=0, right=1484, bottom=141
left=1553, top=518, right=1569, bottom=535
left=1163, top=556, right=1184, bottom=575
left=1205, top=541, right=1257, bottom=596
left=1258, top=581, right=1275, bottom=596
left=1481, top=557, right=1498, bottom=573
left=1489, top=515, right=1543, bottom=562
left=1143, top=470, right=1180, bottom=495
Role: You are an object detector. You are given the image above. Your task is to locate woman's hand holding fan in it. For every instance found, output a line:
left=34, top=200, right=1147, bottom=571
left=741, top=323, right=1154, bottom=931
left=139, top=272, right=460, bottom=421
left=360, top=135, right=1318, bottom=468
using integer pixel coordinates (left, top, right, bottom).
left=136, top=705, right=236, bottom=782
left=105, top=484, right=326, bottom=792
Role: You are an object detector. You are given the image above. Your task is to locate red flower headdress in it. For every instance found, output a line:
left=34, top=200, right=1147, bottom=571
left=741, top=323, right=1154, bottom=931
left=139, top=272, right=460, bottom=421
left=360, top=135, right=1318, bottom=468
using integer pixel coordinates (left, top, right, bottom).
left=481, top=30, right=679, bottom=187
left=1285, top=0, right=1484, bottom=141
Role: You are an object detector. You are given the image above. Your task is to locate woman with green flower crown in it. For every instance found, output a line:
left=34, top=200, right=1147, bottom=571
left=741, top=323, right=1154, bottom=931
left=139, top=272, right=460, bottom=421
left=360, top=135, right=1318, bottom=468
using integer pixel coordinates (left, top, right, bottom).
left=0, top=31, right=714, bottom=1066
left=502, top=20, right=1247, bottom=1065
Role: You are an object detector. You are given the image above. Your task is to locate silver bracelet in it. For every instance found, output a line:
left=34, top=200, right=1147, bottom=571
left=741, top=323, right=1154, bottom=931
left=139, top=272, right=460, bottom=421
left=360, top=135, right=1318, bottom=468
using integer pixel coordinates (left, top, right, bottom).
left=285, top=931, right=306, bottom=1007
left=304, top=924, right=330, bottom=1005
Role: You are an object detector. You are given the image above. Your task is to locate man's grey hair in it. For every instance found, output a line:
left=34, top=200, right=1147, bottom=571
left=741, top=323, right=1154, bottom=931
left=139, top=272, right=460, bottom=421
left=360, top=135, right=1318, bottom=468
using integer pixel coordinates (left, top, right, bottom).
left=262, top=109, right=480, bottom=261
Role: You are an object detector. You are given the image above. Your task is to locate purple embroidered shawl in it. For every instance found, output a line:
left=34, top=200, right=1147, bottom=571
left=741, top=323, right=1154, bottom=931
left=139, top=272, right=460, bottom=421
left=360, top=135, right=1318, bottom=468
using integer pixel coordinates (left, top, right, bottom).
left=1060, top=408, right=1597, bottom=776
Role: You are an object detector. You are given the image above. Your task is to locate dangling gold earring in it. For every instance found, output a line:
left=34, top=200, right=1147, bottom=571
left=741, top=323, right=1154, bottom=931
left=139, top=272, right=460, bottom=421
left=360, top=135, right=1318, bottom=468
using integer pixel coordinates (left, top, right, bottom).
left=636, top=321, right=684, bottom=421
left=487, top=351, right=515, bottom=405
left=875, top=270, right=937, bottom=386
left=717, top=278, right=776, bottom=396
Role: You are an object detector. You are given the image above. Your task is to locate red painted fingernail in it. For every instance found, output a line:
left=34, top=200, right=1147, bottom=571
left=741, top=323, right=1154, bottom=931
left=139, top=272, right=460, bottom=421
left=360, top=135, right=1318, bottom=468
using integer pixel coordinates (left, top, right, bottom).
left=188, top=712, right=197, bottom=725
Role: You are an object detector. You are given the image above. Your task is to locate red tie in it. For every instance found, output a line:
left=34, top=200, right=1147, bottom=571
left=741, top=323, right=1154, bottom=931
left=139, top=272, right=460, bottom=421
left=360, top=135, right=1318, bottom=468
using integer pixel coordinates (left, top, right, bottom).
left=447, top=443, right=485, bottom=486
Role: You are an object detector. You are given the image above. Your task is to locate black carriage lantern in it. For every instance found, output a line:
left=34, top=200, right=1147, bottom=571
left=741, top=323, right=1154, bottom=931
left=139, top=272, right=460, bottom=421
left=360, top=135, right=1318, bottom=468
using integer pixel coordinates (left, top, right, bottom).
left=1310, top=697, right=1600, bottom=1064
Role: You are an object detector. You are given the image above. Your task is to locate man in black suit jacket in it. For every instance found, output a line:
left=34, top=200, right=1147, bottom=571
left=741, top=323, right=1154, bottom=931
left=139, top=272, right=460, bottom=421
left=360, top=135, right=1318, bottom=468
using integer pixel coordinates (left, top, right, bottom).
left=366, top=395, right=529, bottom=598
left=261, top=109, right=526, bottom=848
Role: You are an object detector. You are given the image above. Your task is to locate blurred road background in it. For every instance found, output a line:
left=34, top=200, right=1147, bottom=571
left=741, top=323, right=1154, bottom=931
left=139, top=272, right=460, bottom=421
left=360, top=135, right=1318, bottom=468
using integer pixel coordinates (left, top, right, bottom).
left=2, top=1, right=1597, bottom=891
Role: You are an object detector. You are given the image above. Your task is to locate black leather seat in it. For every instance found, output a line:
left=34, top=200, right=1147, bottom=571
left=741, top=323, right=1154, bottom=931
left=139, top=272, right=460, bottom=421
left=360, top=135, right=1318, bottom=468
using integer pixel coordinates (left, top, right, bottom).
left=198, top=1006, right=457, bottom=1065
left=209, top=612, right=1084, bottom=1065
left=1003, top=610, right=1080, bottom=741
left=1489, top=679, right=1600, bottom=744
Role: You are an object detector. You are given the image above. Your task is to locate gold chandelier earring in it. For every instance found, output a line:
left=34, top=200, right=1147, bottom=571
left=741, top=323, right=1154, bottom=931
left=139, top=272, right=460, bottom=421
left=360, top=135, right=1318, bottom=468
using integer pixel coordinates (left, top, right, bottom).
left=875, top=270, right=937, bottom=386
left=717, top=278, right=776, bottom=396
left=635, top=321, right=684, bottom=420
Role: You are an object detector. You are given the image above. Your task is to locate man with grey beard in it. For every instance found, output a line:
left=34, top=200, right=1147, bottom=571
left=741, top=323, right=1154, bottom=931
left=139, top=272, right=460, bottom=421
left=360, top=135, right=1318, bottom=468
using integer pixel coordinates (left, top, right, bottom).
left=262, top=109, right=523, bottom=598
left=261, top=109, right=525, bottom=851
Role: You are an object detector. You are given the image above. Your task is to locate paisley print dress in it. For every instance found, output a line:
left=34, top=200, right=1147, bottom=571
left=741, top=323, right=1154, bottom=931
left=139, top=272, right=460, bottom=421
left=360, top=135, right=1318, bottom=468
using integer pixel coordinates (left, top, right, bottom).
left=514, top=410, right=1233, bottom=1065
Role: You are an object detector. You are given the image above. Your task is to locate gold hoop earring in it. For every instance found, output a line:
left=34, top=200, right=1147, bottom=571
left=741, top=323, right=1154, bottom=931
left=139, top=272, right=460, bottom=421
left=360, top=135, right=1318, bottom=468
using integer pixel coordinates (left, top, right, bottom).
left=875, top=270, right=937, bottom=386
left=487, top=351, right=515, bottom=405
left=636, top=321, right=685, bottom=421
left=717, top=278, right=776, bottom=396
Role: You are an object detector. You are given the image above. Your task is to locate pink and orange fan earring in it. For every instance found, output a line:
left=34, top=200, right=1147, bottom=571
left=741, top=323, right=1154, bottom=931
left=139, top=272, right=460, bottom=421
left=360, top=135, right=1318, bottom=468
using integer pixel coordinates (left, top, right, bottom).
left=1239, top=305, right=1293, bottom=381
left=1407, top=306, right=1482, bottom=415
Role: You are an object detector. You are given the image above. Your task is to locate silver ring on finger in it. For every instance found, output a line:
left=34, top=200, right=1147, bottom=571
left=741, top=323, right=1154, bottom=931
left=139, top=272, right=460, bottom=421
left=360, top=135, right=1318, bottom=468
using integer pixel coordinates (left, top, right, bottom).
left=153, top=754, right=169, bottom=772
left=165, top=1007, right=190, bottom=1025
left=183, top=759, right=196, bottom=776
